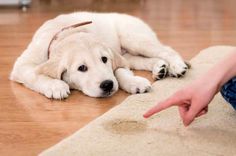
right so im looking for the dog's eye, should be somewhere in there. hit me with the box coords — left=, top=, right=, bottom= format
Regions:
left=78, top=65, right=88, bottom=72
left=101, top=56, right=107, bottom=63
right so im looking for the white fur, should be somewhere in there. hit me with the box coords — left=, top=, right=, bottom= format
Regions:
left=10, top=12, right=188, bottom=99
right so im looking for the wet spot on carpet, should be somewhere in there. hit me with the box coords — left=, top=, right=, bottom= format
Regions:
left=103, top=118, right=147, bottom=135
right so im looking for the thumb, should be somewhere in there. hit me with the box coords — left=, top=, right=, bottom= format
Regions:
left=183, top=112, right=195, bottom=126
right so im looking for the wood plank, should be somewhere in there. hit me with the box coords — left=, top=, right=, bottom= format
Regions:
left=1, top=0, right=236, bottom=155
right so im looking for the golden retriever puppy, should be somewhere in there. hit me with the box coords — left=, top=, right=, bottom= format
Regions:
left=10, top=12, right=189, bottom=99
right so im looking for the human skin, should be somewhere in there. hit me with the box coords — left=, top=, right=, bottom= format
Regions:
left=143, top=51, right=236, bottom=126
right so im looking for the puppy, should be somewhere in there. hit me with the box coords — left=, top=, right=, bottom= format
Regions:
left=10, top=12, right=189, bottom=99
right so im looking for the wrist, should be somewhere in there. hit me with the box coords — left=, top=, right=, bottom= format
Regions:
left=199, top=69, right=222, bottom=93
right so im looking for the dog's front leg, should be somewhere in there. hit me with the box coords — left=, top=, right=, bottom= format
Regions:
left=31, top=75, right=70, bottom=99
left=11, top=64, right=70, bottom=100
left=115, top=68, right=151, bottom=94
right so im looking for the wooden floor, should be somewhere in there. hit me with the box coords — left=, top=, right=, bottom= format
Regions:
left=1, top=0, right=236, bottom=155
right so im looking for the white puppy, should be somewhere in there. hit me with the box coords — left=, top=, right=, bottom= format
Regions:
left=10, top=12, right=189, bottom=99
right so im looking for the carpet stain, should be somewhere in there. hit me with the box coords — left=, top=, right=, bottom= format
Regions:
left=103, top=119, right=147, bottom=135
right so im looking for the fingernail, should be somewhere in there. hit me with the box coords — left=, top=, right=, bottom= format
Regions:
left=143, top=114, right=149, bottom=118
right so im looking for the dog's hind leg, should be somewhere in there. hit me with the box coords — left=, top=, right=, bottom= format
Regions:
left=123, top=53, right=169, bottom=80
left=115, top=15, right=189, bottom=78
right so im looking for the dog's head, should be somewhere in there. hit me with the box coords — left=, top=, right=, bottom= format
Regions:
left=36, top=22, right=128, bottom=97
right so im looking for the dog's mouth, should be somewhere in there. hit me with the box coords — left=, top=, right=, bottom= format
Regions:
left=101, top=90, right=116, bottom=97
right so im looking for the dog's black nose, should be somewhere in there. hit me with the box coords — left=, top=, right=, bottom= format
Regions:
left=100, top=80, right=113, bottom=92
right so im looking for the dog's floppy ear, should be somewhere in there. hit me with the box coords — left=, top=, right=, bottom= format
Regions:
left=36, top=57, right=66, bottom=80
left=108, top=49, right=129, bottom=70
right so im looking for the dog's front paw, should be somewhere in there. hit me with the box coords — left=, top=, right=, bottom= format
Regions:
left=40, top=79, right=70, bottom=99
left=152, top=60, right=168, bottom=80
left=168, top=59, right=189, bottom=78
left=127, top=76, right=151, bottom=94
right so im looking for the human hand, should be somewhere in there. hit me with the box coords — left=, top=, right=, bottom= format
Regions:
left=143, top=77, right=219, bottom=126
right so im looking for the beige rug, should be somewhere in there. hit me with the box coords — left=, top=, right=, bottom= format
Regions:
left=40, top=46, right=236, bottom=156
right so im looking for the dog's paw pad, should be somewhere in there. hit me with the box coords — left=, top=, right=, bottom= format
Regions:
left=152, top=60, right=168, bottom=80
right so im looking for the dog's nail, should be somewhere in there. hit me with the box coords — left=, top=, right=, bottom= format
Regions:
left=170, top=74, right=175, bottom=77
left=161, top=64, right=166, bottom=68
left=159, top=68, right=165, bottom=74
left=177, top=74, right=182, bottom=78
left=181, top=71, right=186, bottom=75
left=158, top=73, right=165, bottom=79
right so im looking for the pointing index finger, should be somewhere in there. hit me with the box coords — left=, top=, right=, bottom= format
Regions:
left=143, top=94, right=185, bottom=118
